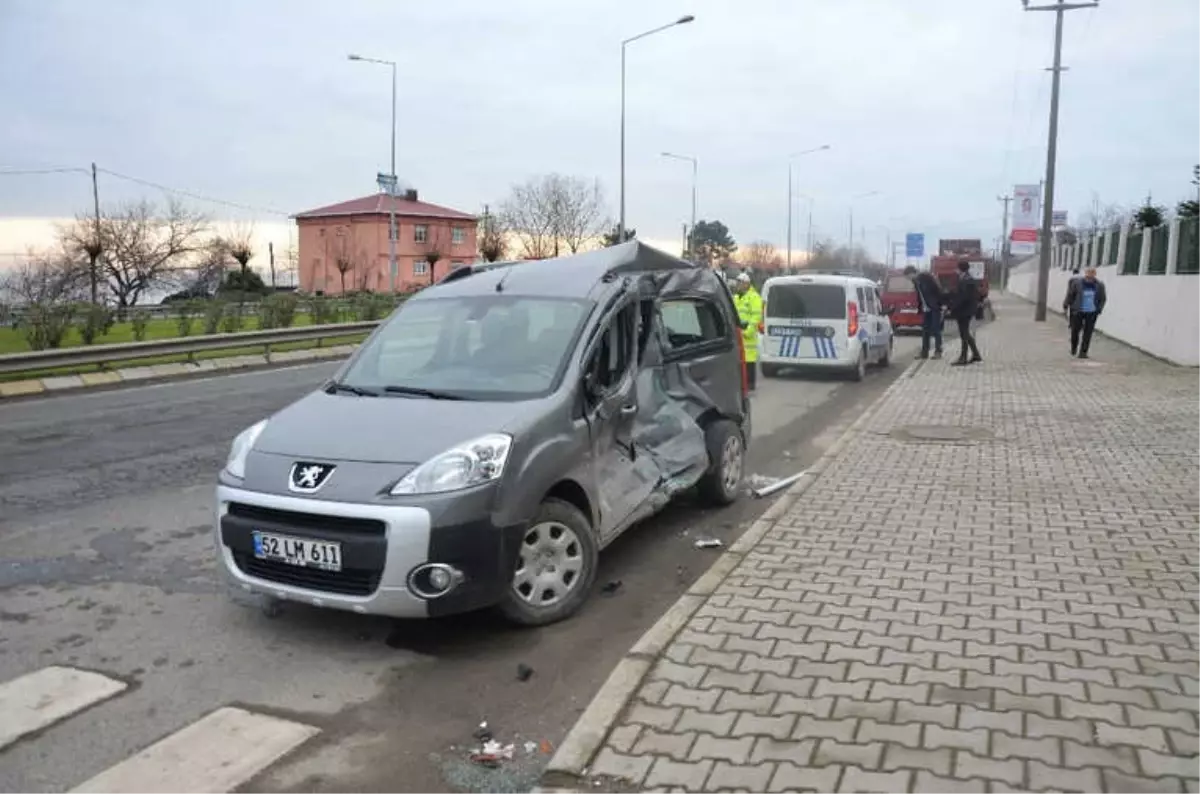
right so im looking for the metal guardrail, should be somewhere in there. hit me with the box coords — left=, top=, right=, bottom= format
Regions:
left=0, top=321, right=380, bottom=376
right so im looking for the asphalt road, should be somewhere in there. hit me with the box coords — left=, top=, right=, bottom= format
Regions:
left=0, top=337, right=919, bottom=793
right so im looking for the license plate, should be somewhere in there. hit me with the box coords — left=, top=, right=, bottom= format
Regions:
left=900, top=308, right=918, bottom=314
left=253, top=531, right=342, bottom=572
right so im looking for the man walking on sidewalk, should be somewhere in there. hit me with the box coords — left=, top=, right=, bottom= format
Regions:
left=1062, top=266, right=1081, bottom=335
left=1064, top=266, right=1107, bottom=358
left=948, top=260, right=982, bottom=366
left=905, top=265, right=944, bottom=359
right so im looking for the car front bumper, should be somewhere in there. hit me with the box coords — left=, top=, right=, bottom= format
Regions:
left=215, top=484, right=525, bottom=619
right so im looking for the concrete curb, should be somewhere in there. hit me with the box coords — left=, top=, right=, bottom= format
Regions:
left=0, top=344, right=358, bottom=401
left=539, top=356, right=926, bottom=790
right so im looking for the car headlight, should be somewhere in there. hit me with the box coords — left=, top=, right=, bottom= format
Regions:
left=224, top=420, right=267, bottom=479
left=391, top=433, right=512, bottom=495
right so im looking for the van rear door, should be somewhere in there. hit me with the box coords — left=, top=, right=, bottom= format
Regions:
left=762, top=281, right=848, bottom=362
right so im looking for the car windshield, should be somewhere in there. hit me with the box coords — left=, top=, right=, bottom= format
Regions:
left=338, top=295, right=591, bottom=400
left=766, top=284, right=847, bottom=320
left=885, top=276, right=915, bottom=293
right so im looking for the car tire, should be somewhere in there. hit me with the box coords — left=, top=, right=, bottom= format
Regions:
left=498, top=498, right=598, bottom=627
left=880, top=337, right=893, bottom=367
left=761, top=363, right=781, bottom=378
left=697, top=419, right=745, bottom=506
left=850, top=349, right=867, bottom=382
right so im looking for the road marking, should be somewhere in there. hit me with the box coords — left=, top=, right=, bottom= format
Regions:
left=0, top=666, right=128, bottom=751
left=72, top=706, right=319, bottom=793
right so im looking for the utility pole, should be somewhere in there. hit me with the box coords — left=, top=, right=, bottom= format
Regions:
left=998, top=194, right=1012, bottom=291
left=268, top=241, right=277, bottom=288
left=787, top=168, right=793, bottom=268
left=1024, top=0, right=1097, bottom=321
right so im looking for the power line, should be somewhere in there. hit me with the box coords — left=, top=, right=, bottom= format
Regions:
left=95, top=167, right=290, bottom=217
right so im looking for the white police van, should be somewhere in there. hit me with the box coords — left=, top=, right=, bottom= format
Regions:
left=757, top=273, right=894, bottom=381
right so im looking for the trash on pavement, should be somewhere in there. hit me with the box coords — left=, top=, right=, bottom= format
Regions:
left=540, top=739, right=554, bottom=754
left=600, top=580, right=622, bottom=595
left=751, top=469, right=809, bottom=498
left=694, top=538, right=723, bottom=549
left=516, top=663, right=534, bottom=681
left=745, top=473, right=780, bottom=492
left=523, top=741, right=538, bottom=755
left=472, top=721, right=492, bottom=742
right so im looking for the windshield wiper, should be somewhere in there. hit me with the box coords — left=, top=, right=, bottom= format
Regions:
left=382, top=385, right=467, bottom=400
left=324, top=381, right=380, bottom=397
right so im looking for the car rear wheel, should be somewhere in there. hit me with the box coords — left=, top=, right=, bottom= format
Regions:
left=697, top=419, right=745, bottom=506
left=880, top=337, right=893, bottom=367
left=850, top=349, right=867, bottom=382
left=761, top=363, right=781, bottom=378
left=498, top=498, right=597, bottom=626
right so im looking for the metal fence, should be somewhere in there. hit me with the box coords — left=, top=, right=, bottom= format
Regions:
left=0, top=322, right=379, bottom=377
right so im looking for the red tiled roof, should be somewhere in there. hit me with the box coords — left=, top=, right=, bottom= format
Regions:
left=293, top=193, right=476, bottom=221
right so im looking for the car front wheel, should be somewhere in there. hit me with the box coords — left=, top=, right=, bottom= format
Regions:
left=498, top=498, right=597, bottom=626
left=850, top=349, right=867, bottom=382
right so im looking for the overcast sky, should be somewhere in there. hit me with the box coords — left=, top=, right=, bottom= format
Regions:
left=1, top=0, right=1197, bottom=262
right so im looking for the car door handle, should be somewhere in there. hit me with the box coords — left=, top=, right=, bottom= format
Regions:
left=619, top=404, right=637, bottom=417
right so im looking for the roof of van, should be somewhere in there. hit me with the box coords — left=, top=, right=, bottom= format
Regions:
left=762, top=273, right=878, bottom=288
left=422, top=241, right=703, bottom=301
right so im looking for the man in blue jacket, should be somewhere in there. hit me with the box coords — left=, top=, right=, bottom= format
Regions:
left=904, top=265, right=945, bottom=360
left=1063, top=267, right=1107, bottom=358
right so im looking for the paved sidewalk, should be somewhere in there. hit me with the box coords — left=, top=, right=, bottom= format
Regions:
left=553, top=295, right=1199, bottom=793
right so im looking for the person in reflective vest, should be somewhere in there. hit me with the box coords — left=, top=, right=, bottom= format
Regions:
left=732, top=273, right=763, bottom=391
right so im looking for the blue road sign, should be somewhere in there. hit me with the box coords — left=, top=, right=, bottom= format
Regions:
left=905, top=233, right=925, bottom=258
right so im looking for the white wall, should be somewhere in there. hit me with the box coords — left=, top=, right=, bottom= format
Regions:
left=1007, top=231, right=1199, bottom=366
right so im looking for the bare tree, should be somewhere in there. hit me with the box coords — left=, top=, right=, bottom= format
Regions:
left=552, top=176, right=606, bottom=253
left=1, top=249, right=87, bottom=349
left=422, top=226, right=446, bottom=283
left=478, top=212, right=508, bottom=262
left=59, top=198, right=209, bottom=312
left=334, top=255, right=354, bottom=294
left=500, top=176, right=558, bottom=259
left=740, top=241, right=783, bottom=270
left=499, top=174, right=609, bottom=259
left=185, top=237, right=231, bottom=296
left=1076, top=202, right=1125, bottom=235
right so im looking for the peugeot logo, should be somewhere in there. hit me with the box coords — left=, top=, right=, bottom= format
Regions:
left=289, top=462, right=335, bottom=493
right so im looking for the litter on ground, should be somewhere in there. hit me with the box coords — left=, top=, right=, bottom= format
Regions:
left=694, top=538, right=723, bottom=549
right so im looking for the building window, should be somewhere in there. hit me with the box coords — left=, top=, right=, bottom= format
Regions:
left=452, top=227, right=465, bottom=245
left=413, top=260, right=429, bottom=276
left=414, top=224, right=428, bottom=243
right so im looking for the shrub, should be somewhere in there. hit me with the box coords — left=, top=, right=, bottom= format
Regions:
left=22, top=303, right=75, bottom=350
left=221, top=303, right=243, bottom=334
left=203, top=300, right=225, bottom=335
left=78, top=303, right=113, bottom=345
left=307, top=296, right=334, bottom=325
left=265, top=293, right=299, bottom=328
left=175, top=300, right=195, bottom=337
left=131, top=310, right=151, bottom=342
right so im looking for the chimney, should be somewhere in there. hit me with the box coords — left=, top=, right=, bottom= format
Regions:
left=404, top=188, right=418, bottom=201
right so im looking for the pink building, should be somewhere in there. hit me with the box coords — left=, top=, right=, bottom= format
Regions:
left=294, top=190, right=477, bottom=294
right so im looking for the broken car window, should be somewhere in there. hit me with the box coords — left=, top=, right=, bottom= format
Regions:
left=660, top=299, right=726, bottom=349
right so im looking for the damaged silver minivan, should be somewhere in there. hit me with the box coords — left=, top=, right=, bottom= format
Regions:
left=215, top=241, right=751, bottom=625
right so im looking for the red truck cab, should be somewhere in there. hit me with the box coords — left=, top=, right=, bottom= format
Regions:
left=930, top=255, right=990, bottom=302
left=880, top=270, right=923, bottom=333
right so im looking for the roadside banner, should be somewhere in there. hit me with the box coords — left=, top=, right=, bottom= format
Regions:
left=1052, top=210, right=1068, bottom=227
left=1011, top=183, right=1041, bottom=254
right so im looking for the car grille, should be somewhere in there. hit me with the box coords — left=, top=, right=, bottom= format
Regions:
left=227, top=502, right=386, bottom=537
left=232, top=552, right=382, bottom=597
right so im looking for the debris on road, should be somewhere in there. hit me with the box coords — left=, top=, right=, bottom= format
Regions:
left=600, top=580, right=622, bottom=595
left=472, top=721, right=492, bottom=742
left=540, top=739, right=554, bottom=754
left=516, top=663, right=534, bottom=682
left=523, top=741, right=538, bottom=755
left=693, top=538, right=723, bottom=549
left=745, top=473, right=780, bottom=493
left=751, top=469, right=809, bottom=498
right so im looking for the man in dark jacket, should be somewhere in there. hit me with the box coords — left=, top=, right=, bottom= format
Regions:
left=1062, top=266, right=1082, bottom=328
left=904, top=265, right=945, bottom=360
left=948, top=260, right=982, bottom=366
left=1063, top=267, right=1107, bottom=358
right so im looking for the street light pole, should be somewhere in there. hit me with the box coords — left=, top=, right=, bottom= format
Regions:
left=847, top=191, right=881, bottom=267
left=998, top=194, right=1013, bottom=291
left=349, top=53, right=399, bottom=292
left=619, top=15, right=694, bottom=242
left=661, top=151, right=698, bottom=257
left=1023, top=0, right=1097, bottom=321
left=786, top=145, right=830, bottom=268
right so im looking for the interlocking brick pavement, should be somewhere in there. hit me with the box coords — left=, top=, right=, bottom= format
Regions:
left=582, top=296, right=1200, bottom=793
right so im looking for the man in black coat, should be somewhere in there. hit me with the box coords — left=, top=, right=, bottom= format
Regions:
left=904, top=265, right=945, bottom=360
left=948, top=260, right=982, bottom=366
left=1063, top=267, right=1107, bottom=358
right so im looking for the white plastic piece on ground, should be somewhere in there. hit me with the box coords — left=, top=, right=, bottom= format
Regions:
left=72, top=706, right=319, bottom=793
left=745, top=473, right=780, bottom=491
left=0, top=666, right=128, bottom=751
left=751, top=470, right=809, bottom=498
left=693, top=538, right=723, bottom=549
